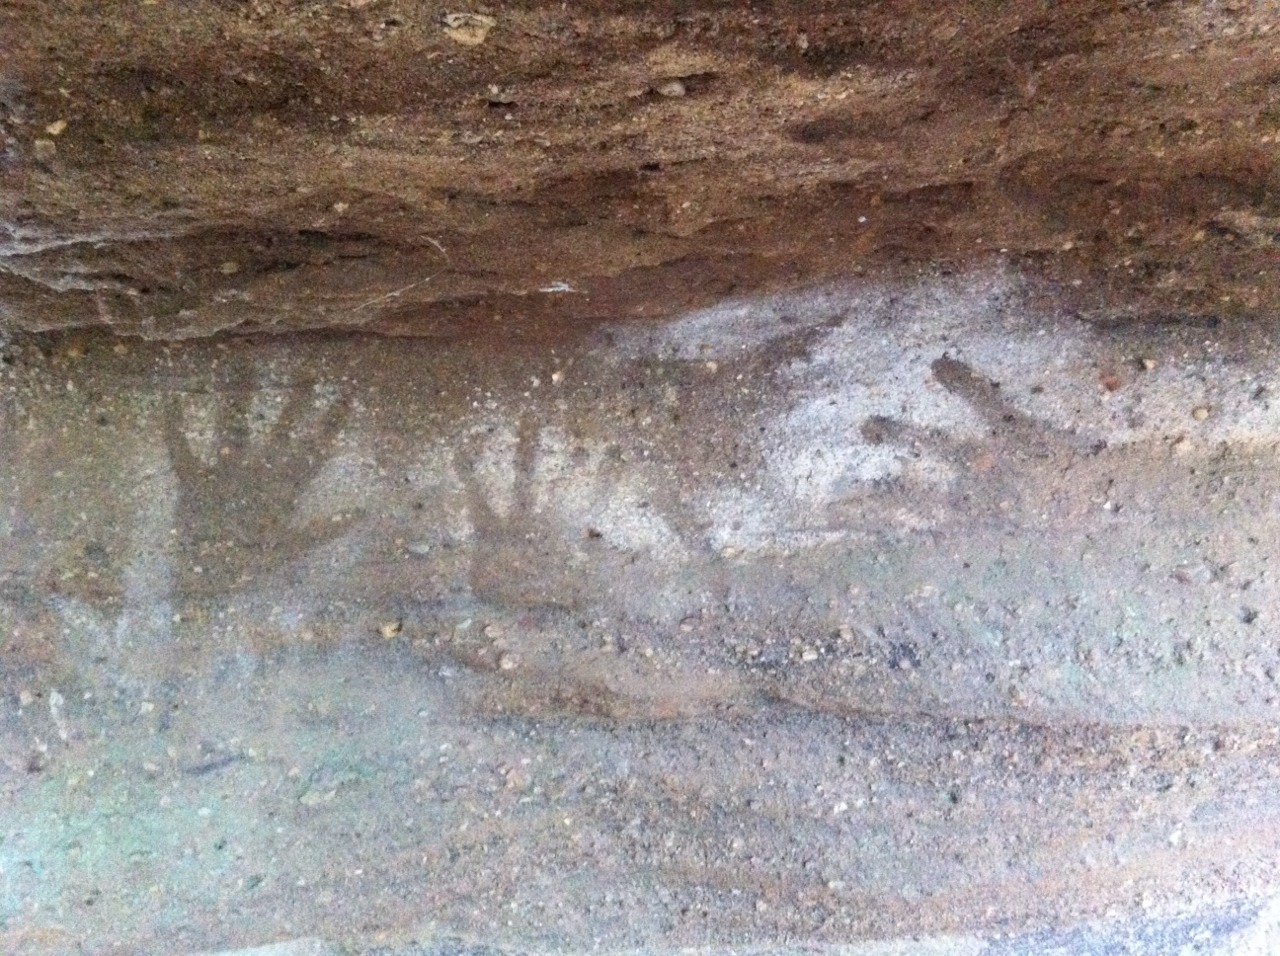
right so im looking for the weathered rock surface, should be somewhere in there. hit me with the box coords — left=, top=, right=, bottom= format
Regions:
left=2, top=0, right=1279, bottom=339
left=2, top=2, right=1280, bottom=954
left=5, top=275, right=1280, bottom=953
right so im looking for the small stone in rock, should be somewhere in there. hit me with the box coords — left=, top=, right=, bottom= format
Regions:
left=380, top=619, right=403, bottom=639
left=486, top=85, right=516, bottom=106
left=443, top=12, right=496, bottom=46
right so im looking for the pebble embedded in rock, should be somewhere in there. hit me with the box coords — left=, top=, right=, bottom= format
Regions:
left=486, top=85, right=516, bottom=106
left=443, top=12, right=496, bottom=46
left=656, top=79, right=687, bottom=98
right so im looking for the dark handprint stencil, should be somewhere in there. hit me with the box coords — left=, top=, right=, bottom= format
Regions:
left=856, top=354, right=1096, bottom=509
left=162, top=360, right=353, bottom=598
left=448, top=403, right=700, bottom=620
left=455, top=413, right=589, bottom=612
left=926, top=355, right=1092, bottom=458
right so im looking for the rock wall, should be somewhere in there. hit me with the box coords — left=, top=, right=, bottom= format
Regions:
left=3, top=271, right=1280, bottom=953
left=4, top=0, right=1280, bottom=951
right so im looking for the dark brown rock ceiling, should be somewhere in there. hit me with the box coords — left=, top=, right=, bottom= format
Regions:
left=1, top=0, right=1277, bottom=340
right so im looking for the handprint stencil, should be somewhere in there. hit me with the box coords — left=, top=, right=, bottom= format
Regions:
left=162, top=359, right=353, bottom=598
left=850, top=354, right=1095, bottom=502
left=455, top=413, right=590, bottom=611
left=450, top=409, right=697, bottom=619
left=30, top=354, right=357, bottom=696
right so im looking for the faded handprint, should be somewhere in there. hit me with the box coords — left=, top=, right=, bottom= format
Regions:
left=858, top=354, right=1094, bottom=497
left=36, top=357, right=354, bottom=697
left=455, top=413, right=588, bottom=612
left=925, top=355, right=1089, bottom=455
left=451, top=405, right=698, bottom=618
left=162, top=360, right=353, bottom=597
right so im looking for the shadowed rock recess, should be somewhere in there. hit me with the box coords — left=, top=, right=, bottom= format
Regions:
left=2, top=2, right=1280, bottom=954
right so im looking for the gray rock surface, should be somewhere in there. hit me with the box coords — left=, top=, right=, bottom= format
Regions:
left=3, top=272, right=1280, bottom=954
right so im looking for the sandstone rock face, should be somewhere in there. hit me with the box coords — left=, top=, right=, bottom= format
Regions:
left=2, top=0, right=1279, bottom=339
left=2, top=2, right=1280, bottom=954
left=6, top=274, right=1280, bottom=955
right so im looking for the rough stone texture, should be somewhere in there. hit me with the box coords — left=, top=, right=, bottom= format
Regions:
left=193, top=898, right=1280, bottom=956
left=2, top=2, right=1280, bottom=955
left=1, top=0, right=1279, bottom=339
left=5, top=276, right=1280, bottom=953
